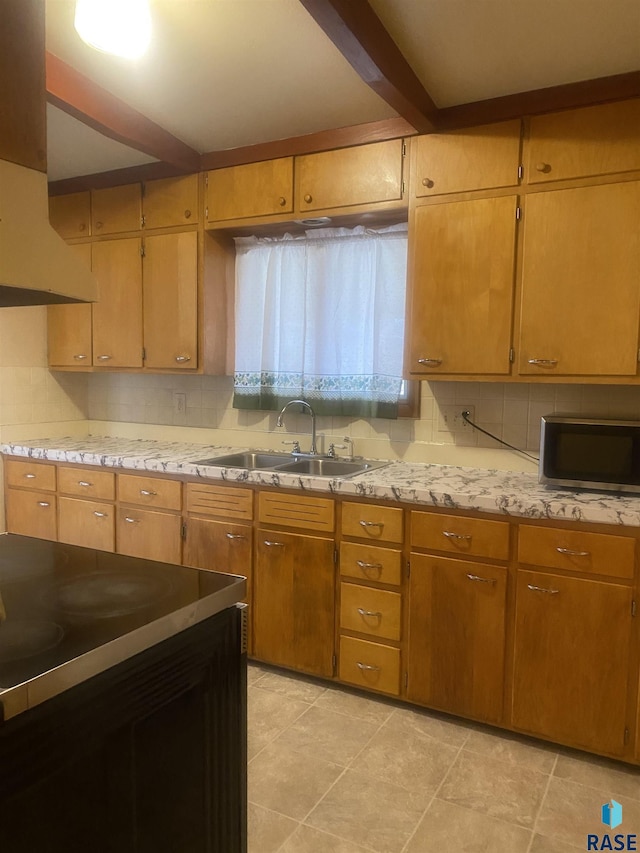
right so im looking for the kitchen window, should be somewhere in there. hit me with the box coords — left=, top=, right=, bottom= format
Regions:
left=233, top=223, right=408, bottom=419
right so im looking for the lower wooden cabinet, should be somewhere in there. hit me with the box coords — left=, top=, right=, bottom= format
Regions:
left=5, top=488, right=57, bottom=540
left=407, top=554, right=507, bottom=724
left=253, top=528, right=335, bottom=677
left=58, top=496, right=115, bottom=552
left=183, top=516, right=252, bottom=584
left=512, top=570, right=634, bottom=757
left=339, top=636, right=400, bottom=696
left=116, top=506, right=181, bottom=563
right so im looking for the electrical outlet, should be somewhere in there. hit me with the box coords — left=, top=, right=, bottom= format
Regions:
left=173, top=392, right=186, bottom=416
left=437, top=405, right=475, bottom=433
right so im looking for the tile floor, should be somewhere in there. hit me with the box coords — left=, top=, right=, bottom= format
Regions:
left=247, top=663, right=640, bottom=853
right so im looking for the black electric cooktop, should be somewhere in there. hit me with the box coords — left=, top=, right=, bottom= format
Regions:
left=0, top=534, right=246, bottom=719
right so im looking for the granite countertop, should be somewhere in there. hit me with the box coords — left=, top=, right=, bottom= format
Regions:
left=4, top=436, right=640, bottom=527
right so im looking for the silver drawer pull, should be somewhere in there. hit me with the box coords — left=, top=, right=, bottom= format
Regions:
left=24, top=473, right=36, bottom=479
left=124, top=516, right=139, bottom=524
left=37, top=501, right=50, bottom=507
left=96, top=354, right=112, bottom=361
left=139, top=489, right=157, bottom=496
left=93, top=511, right=108, bottom=518
left=359, top=520, right=383, bottom=529
left=466, top=573, right=497, bottom=585
left=73, top=354, right=88, bottom=360
left=175, top=355, right=191, bottom=363
left=556, top=547, right=590, bottom=557
left=527, top=583, right=560, bottom=595
left=264, top=540, right=285, bottom=547
left=226, top=533, right=246, bottom=540
left=443, top=530, right=472, bottom=541
left=78, top=481, right=93, bottom=488
left=356, top=661, right=381, bottom=672
left=357, top=607, right=383, bottom=618
left=527, top=358, right=558, bottom=366
left=356, top=560, right=383, bottom=571
left=417, top=357, right=442, bottom=366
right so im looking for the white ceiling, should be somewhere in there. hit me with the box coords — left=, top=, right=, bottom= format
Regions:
left=44, top=0, right=640, bottom=182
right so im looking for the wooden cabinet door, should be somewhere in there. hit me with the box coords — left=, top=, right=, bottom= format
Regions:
left=296, top=139, right=403, bottom=212
left=254, top=529, right=334, bottom=676
left=49, top=192, right=91, bottom=238
left=116, top=507, right=181, bottom=563
left=414, top=120, right=521, bottom=196
left=47, top=243, right=93, bottom=367
left=518, top=181, right=640, bottom=376
left=408, top=195, right=517, bottom=375
left=183, top=516, right=251, bottom=587
left=142, top=232, right=198, bottom=369
left=5, top=489, right=57, bottom=540
left=91, top=184, right=141, bottom=235
left=206, top=158, right=294, bottom=222
left=143, top=174, right=199, bottom=229
left=527, top=99, right=640, bottom=184
left=58, top=496, right=114, bottom=551
left=92, top=238, right=143, bottom=367
left=407, top=554, right=507, bottom=724
left=512, top=571, right=633, bottom=757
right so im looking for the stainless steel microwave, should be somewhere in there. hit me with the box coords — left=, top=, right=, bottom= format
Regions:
left=539, top=415, right=640, bottom=494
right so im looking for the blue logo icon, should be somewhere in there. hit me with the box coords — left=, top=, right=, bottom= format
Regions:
left=602, top=800, right=623, bottom=830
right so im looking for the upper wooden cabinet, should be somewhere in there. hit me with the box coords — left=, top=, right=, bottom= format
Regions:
left=413, top=120, right=522, bottom=197
left=295, top=139, right=404, bottom=212
left=49, top=192, right=92, bottom=239
left=526, top=99, right=640, bottom=184
left=91, top=184, right=142, bottom=235
left=47, top=243, right=93, bottom=368
left=206, top=157, right=294, bottom=223
left=143, top=174, right=199, bottom=229
left=517, top=181, right=640, bottom=377
left=407, top=194, right=518, bottom=376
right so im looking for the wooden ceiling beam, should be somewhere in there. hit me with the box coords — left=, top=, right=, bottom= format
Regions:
left=45, top=52, right=201, bottom=173
left=298, top=0, right=438, bottom=134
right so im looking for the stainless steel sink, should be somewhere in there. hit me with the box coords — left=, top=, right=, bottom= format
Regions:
left=192, top=451, right=295, bottom=469
left=276, top=458, right=389, bottom=478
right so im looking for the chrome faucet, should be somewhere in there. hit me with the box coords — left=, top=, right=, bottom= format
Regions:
left=276, top=399, right=318, bottom=455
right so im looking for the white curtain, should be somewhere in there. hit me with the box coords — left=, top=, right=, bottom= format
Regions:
left=233, top=223, right=407, bottom=418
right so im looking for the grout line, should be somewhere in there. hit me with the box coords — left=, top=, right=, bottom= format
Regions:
left=526, top=752, right=559, bottom=853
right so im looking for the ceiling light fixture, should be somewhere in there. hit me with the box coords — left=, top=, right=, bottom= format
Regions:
left=74, top=0, right=152, bottom=60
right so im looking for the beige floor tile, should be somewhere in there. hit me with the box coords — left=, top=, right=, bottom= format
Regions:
left=464, top=728, right=558, bottom=774
left=253, top=667, right=329, bottom=704
left=248, top=741, right=343, bottom=821
left=536, top=777, right=640, bottom=849
left=247, top=802, right=298, bottom=853
left=439, top=749, right=549, bottom=828
left=275, top=705, right=380, bottom=767
left=529, top=834, right=583, bottom=853
left=405, top=798, right=532, bottom=853
left=313, top=684, right=396, bottom=724
left=247, top=663, right=267, bottom=685
left=350, top=712, right=459, bottom=793
left=247, top=685, right=311, bottom=759
left=280, top=824, right=376, bottom=853
left=306, top=768, right=430, bottom=853
left=389, top=704, right=472, bottom=749
left=554, top=751, right=640, bottom=801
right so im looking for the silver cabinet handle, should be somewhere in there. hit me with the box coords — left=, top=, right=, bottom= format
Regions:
left=264, top=540, right=285, bottom=547
left=124, top=516, right=139, bottom=523
left=37, top=501, right=50, bottom=507
left=443, top=530, right=472, bottom=541
left=93, top=511, right=108, bottom=518
left=78, top=481, right=93, bottom=488
left=417, top=357, right=442, bottom=366
left=467, top=573, right=497, bottom=584
left=175, top=355, right=191, bottom=363
left=226, top=533, right=246, bottom=540
left=527, top=583, right=559, bottom=595
left=556, top=547, right=590, bottom=557
left=359, top=520, right=383, bottom=529
left=356, top=661, right=381, bottom=672
left=73, top=354, right=88, bottom=360
left=24, top=473, right=36, bottom=479
left=139, top=489, right=157, bottom=496
left=527, top=358, right=558, bottom=366
left=357, top=607, right=383, bottom=618
left=96, top=354, right=112, bottom=361
left=356, top=560, right=383, bottom=570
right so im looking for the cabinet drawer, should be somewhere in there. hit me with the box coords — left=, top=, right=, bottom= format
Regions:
left=340, top=583, right=401, bottom=641
left=58, top=496, right=114, bottom=552
left=186, top=483, right=253, bottom=521
left=339, top=636, right=400, bottom=696
left=342, top=502, right=403, bottom=543
left=259, top=492, right=334, bottom=533
left=5, top=459, right=56, bottom=492
left=58, top=466, right=115, bottom=500
left=6, top=489, right=57, bottom=540
left=518, top=524, right=635, bottom=580
left=118, top=474, right=181, bottom=510
left=411, top=512, right=510, bottom=561
left=117, top=507, right=182, bottom=564
left=340, top=542, right=402, bottom=586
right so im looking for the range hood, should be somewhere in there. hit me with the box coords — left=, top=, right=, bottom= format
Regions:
left=0, top=0, right=98, bottom=308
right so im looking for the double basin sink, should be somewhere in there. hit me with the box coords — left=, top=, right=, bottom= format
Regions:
left=192, top=450, right=389, bottom=479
